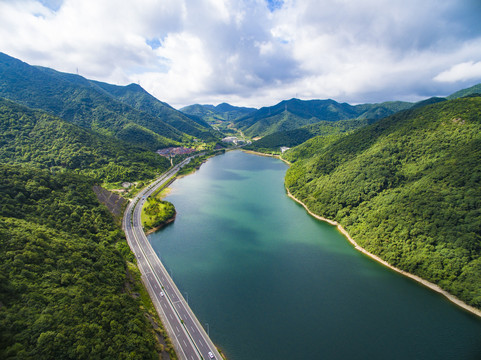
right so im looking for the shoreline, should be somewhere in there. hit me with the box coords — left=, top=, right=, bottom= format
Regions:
left=144, top=215, right=176, bottom=235
left=241, top=149, right=291, bottom=165
left=285, top=187, right=481, bottom=319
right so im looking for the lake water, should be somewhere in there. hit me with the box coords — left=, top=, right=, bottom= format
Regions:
left=149, top=150, right=481, bottom=360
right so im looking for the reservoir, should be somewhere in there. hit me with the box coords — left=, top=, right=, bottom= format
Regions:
left=149, top=150, right=481, bottom=360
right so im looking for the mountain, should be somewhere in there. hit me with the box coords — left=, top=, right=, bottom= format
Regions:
left=447, top=82, right=481, bottom=100
left=0, top=98, right=171, bottom=182
left=409, top=96, right=447, bottom=109
left=0, top=52, right=216, bottom=149
left=284, top=96, right=481, bottom=309
left=245, top=118, right=376, bottom=153
left=90, top=81, right=218, bottom=141
left=0, top=165, right=162, bottom=359
left=233, top=98, right=412, bottom=138
left=180, top=102, right=256, bottom=122
left=0, top=73, right=176, bottom=358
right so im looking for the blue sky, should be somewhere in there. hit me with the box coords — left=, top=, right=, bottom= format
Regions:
left=1, top=0, right=480, bottom=108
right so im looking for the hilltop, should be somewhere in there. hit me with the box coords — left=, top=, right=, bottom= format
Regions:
left=0, top=52, right=219, bottom=149
left=233, top=98, right=412, bottom=138
left=180, top=102, right=256, bottom=123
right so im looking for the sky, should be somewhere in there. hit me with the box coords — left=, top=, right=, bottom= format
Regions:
left=1, top=0, right=481, bottom=109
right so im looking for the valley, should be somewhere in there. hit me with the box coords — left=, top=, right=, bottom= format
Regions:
left=1, top=51, right=481, bottom=359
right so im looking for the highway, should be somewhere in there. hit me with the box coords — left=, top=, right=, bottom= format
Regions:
left=122, top=157, right=221, bottom=360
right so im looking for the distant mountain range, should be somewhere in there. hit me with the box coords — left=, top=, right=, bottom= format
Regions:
left=182, top=83, right=481, bottom=140
left=180, top=103, right=256, bottom=123
left=0, top=52, right=219, bottom=150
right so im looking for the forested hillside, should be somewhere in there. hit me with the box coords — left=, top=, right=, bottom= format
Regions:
left=0, top=166, right=159, bottom=359
left=0, top=97, right=175, bottom=357
left=234, top=98, right=412, bottom=138
left=180, top=102, right=256, bottom=123
left=91, top=81, right=219, bottom=141
left=245, top=118, right=375, bottom=153
left=284, top=96, right=481, bottom=308
left=447, top=83, right=481, bottom=100
left=0, top=52, right=208, bottom=149
left=0, top=98, right=171, bottom=182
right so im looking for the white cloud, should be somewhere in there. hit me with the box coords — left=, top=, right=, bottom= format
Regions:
left=434, top=61, right=481, bottom=83
left=0, top=0, right=480, bottom=108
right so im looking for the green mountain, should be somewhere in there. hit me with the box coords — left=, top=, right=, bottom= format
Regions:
left=245, top=118, right=376, bottom=153
left=0, top=98, right=170, bottom=182
left=284, top=96, right=481, bottom=308
left=0, top=165, right=161, bottom=359
left=180, top=102, right=256, bottom=123
left=409, top=96, right=447, bottom=109
left=234, top=98, right=412, bottom=138
left=447, top=82, right=481, bottom=100
left=0, top=52, right=212, bottom=149
left=91, top=81, right=218, bottom=141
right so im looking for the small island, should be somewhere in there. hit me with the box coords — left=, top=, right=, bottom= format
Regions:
left=141, top=194, right=176, bottom=234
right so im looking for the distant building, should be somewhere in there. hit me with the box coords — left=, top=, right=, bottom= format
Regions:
left=280, top=147, right=290, bottom=153
left=156, top=147, right=196, bottom=157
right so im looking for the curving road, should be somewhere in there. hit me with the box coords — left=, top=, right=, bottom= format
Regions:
left=123, top=157, right=221, bottom=360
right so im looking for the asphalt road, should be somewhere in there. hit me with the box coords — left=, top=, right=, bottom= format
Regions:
left=122, top=157, right=221, bottom=360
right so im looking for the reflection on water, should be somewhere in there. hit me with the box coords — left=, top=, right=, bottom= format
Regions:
left=150, top=151, right=481, bottom=360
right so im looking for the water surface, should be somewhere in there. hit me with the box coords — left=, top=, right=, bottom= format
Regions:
left=149, top=150, right=481, bottom=360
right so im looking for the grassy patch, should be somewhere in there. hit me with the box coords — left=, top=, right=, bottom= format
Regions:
left=141, top=196, right=176, bottom=231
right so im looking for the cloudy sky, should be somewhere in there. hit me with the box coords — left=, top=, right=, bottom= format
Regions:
left=1, top=0, right=481, bottom=108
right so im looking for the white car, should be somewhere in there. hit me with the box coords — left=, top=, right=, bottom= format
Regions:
left=160, top=291, right=164, bottom=297
left=208, top=351, right=215, bottom=359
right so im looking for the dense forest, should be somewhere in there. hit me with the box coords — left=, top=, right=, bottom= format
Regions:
left=245, top=118, right=376, bottom=153
left=0, top=94, right=177, bottom=357
left=0, top=98, right=171, bottom=183
left=90, top=81, right=219, bottom=142
left=0, top=166, right=160, bottom=359
left=284, top=96, right=481, bottom=308
left=180, top=103, right=257, bottom=123
left=0, top=52, right=220, bottom=149
left=234, top=98, right=413, bottom=138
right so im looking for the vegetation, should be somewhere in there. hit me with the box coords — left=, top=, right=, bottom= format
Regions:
left=91, top=81, right=219, bottom=142
left=234, top=98, right=413, bottom=138
left=176, top=151, right=223, bottom=176
left=0, top=165, right=160, bottom=359
left=0, top=98, right=171, bottom=183
left=0, top=52, right=218, bottom=149
left=284, top=96, right=481, bottom=308
left=125, top=262, right=177, bottom=359
left=180, top=103, right=256, bottom=123
left=0, top=90, right=177, bottom=357
left=245, top=118, right=375, bottom=153
left=142, top=197, right=176, bottom=231
left=447, top=82, right=481, bottom=100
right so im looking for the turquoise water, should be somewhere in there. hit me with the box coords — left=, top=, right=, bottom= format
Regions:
left=149, top=150, right=481, bottom=360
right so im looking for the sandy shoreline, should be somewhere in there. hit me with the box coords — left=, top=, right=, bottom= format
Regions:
left=285, top=187, right=481, bottom=319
